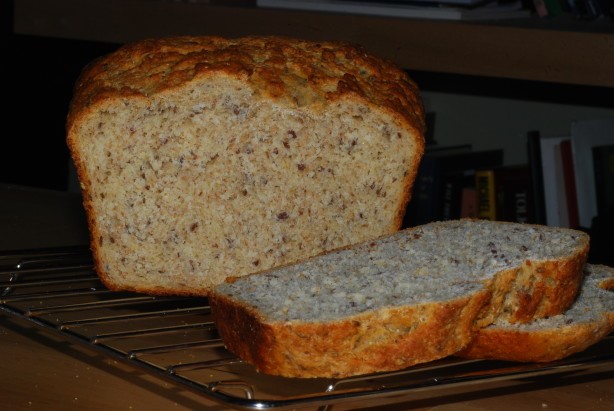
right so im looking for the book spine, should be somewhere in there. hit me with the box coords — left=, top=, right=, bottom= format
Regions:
left=527, top=130, right=547, bottom=224
left=553, top=142, right=571, bottom=227
left=440, top=171, right=465, bottom=221
left=494, top=165, right=534, bottom=224
left=560, top=139, right=580, bottom=228
left=592, top=144, right=614, bottom=218
left=441, top=177, right=455, bottom=221
left=539, top=135, right=569, bottom=227
left=403, top=156, right=439, bottom=227
left=570, top=118, right=614, bottom=228
left=404, top=147, right=503, bottom=226
left=509, top=186, right=531, bottom=223
left=476, top=169, right=497, bottom=221
left=460, top=186, right=478, bottom=218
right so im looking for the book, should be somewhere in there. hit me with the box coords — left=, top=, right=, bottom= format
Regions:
left=440, top=172, right=459, bottom=220
left=552, top=141, right=570, bottom=227
left=526, top=130, right=547, bottom=225
left=403, top=144, right=471, bottom=227
left=443, top=149, right=505, bottom=221
left=592, top=144, right=614, bottom=219
left=588, top=144, right=614, bottom=266
left=476, top=169, right=497, bottom=220
left=538, top=135, right=569, bottom=227
left=424, top=111, right=437, bottom=147
left=570, top=118, right=614, bottom=229
left=403, top=146, right=504, bottom=227
left=493, top=164, right=534, bottom=223
left=439, top=166, right=486, bottom=220
left=475, top=165, right=533, bottom=223
left=257, top=0, right=532, bottom=21
left=560, top=139, right=580, bottom=228
left=460, top=186, right=478, bottom=218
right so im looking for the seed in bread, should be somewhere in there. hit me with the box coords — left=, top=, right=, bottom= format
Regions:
left=458, top=263, right=613, bottom=362
left=209, top=219, right=589, bottom=378
left=66, top=35, right=426, bottom=296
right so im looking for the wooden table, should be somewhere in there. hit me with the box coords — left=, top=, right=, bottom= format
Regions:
left=1, top=184, right=612, bottom=410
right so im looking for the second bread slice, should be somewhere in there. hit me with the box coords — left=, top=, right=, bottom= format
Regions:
left=458, top=263, right=613, bottom=363
left=209, top=219, right=589, bottom=378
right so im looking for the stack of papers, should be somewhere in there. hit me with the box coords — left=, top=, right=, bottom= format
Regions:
left=257, top=0, right=532, bottom=21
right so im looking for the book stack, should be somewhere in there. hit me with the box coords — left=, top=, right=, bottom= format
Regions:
left=475, top=164, right=534, bottom=224
left=403, top=143, right=541, bottom=228
left=403, top=118, right=614, bottom=233
left=402, top=145, right=505, bottom=227
left=526, top=118, right=614, bottom=230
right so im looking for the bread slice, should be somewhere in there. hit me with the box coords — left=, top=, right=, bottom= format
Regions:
left=458, top=264, right=613, bottom=362
left=208, top=219, right=589, bottom=378
left=66, top=35, right=425, bottom=296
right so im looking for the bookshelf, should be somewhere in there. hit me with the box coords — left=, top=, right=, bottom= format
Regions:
left=12, top=0, right=614, bottom=88
left=9, top=0, right=614, bottom=264
left=9, top=1, right=614, bottom=177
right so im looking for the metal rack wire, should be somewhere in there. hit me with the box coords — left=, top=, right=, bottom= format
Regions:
left=1, top=247, right=612, bottom=410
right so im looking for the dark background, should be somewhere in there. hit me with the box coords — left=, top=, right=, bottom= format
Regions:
left=2, top=0, right=119, bottom=191
left=2, top=1, right=612, bottom=192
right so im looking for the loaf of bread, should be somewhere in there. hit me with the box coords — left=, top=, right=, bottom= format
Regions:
left=208, top=219, right=589, bottom=378
left=66, top=35, right=426, bottom=295
left=458, top=263, right=613, bottom=362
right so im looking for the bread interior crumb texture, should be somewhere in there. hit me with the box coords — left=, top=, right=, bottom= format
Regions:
left=215, top=220, right=588, bottom=322
left=74, top=75, right=418, bottom=292
left=491, top=264, right=614, bottom=330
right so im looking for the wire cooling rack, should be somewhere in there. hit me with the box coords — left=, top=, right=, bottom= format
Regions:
left=1, top=246, right=612, bottom=410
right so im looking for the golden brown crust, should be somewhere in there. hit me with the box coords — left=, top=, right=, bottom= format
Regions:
left=457, top=322, right=612, bottom=363
left=210, top=249, right=589, bottom=378
left=67, top=35, right=425, bottom=141
left=66, top=35, right=426, bottom=296
left=211, top=289, right=491, bottom=378
left=209, top=221, right=590, bottom=378
left=478, top=246, right=589, bottom=326
left=459, top=264, right=614, bottom=362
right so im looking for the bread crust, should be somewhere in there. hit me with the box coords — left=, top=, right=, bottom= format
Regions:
left=211, top=289, right=491, bottom=378
left=66, top=36, right=425, bottom=138
left=209, top=220, right=591, bottom=378
left=458, top=322, right=612, bottom=363
left=459, top=264, right=614, bottom=362
left=66, top=35, right=426, bottom=295
left=479, top=251, right=588, bottom=326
